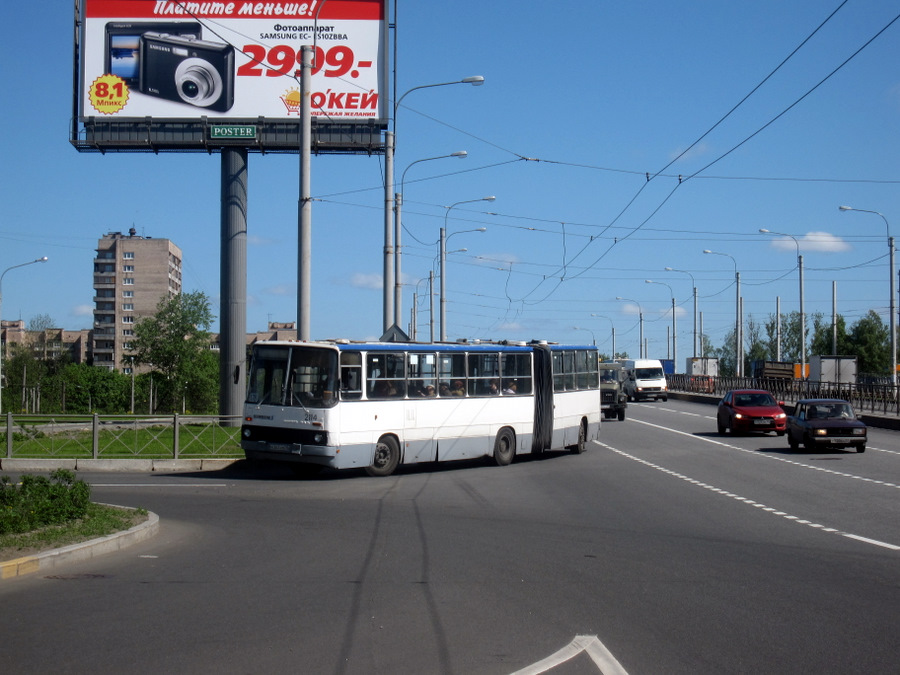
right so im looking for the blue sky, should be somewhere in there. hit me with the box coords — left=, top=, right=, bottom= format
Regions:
left=2, top=1, right=899, bottom=363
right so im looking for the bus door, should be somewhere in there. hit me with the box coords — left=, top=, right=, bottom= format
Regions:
left=404, top=352, right=437, bottom=463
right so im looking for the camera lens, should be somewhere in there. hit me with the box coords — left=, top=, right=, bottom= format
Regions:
left=181, top=80, right=200, bottom=98
left=174, top=57, right=223, bottom=107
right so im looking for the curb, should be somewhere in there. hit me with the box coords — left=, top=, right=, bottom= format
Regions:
left=0, top=458, right=241, bottom=472
left=0, top=507, right=159, bottom=582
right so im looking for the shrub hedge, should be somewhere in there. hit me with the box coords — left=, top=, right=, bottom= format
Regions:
left=0, top=469, right=91, bottom=535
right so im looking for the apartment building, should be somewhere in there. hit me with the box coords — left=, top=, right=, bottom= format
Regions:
left=93, top=229, right=182, bottom=372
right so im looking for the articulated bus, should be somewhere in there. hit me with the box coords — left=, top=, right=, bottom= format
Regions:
left=241, top=340, right=601, bottom=477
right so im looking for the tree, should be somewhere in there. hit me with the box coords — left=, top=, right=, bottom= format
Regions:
left=744, top=315, right=769, bottom=373
left=129, top=291, right=217, bottom=413
left=809, top=313, right=851, bottom=357
left=60, top=363, right=128, bottom=414
left=764, top=310, right=808, bottom=364
left=28, top=314, right=55, bottom=331
left=848, top=310, right=890, bottom=375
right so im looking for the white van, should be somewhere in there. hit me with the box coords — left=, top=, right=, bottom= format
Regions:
left=622, top=359, right=668, bottom=401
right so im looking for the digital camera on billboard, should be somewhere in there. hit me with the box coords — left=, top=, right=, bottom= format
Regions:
left=139, top=33, right=235, bottom=113
left=104, top=22, right=202, bottom=86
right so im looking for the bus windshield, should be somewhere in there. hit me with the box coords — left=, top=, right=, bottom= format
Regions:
left=246, top=345, right=338, bottom=408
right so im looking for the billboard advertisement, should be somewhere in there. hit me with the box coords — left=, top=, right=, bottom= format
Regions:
left=77, top=0, right=387, bottom=123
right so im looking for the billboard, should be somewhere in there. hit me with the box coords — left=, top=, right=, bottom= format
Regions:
left=73, top=0, right=388, bottom=152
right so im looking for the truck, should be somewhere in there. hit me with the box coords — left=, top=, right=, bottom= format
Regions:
left=751, top=360, right=794, bottom=380
left=598, top=361, right=627, bottom=421
left=809, top=355, right=858, bottom=384
left=660, top=359, right=675, bottom=375
left=685, top=357, right=718, bottom=377
left=622, top=359, right=668, bottom=402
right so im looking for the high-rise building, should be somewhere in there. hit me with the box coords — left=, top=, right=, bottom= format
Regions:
left=92, top=229, right=182, bottom=372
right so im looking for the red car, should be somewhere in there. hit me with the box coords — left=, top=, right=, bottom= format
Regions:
left=716, top=389, right=787, bottom=435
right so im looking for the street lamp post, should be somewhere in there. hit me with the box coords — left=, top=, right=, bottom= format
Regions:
left=704, top=249, right=742, bottom=376
left=440, top=198, right=493, bottom=341
left=0, top=256, right=48, bottom=415
left=616, top=297, right=643, bottom=358
left=646, top=279, right=676, bottom=372
left=573, top=326, right=596, bottom=346
left=665, top=266, right=698, bottom=358
left=394, top=151, right=468, bottom=328
left=384, top=76, right=485, bottom=332
left=839, top=206, right=895, bottom=385
left=759, top=229, right=805, bottom=381
left=591, top=314, right=616, bottom=359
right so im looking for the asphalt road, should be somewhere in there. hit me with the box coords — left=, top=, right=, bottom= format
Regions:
left=1, top=399, right=898, bottom=674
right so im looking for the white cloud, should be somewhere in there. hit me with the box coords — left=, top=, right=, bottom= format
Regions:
left=765, top=232, right=850, bottom=253
left=349, top=273, right=383, bottom=290
left=72, top=304, right=93, bottom=317
left=261, top=284, right=294, bottom=296
left=669, top=141, right=712, bottom=163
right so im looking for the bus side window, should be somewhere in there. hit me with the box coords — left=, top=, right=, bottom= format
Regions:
left=501, top=352, right=531, bottom=395
left=439, top=352, right=467, bottom=397
left=340, top=351, right=362, bottom=400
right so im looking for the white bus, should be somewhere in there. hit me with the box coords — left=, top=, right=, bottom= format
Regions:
left=241, top=340, right=601, bottom=476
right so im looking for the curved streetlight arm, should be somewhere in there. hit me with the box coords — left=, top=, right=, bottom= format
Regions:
left=0, top=255, right=48, bottom=416
left=703, top=249, right=742, bottom=376
left=665, top=267, right=699, bottom=358
left=393, top=76, right=485, bottom=128
left=400, top=151, right=467, bottom=194
left=840, top=205, right=895, bottom=385
left=572, top=326, right=596, bottom=346
left=759, top=228, right=805, bottom=377
left=616, top=296, right=644, bottom=358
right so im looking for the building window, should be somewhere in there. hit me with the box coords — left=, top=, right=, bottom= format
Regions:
left=122, top=316, right=134, bottom=324
left=123, top=303, right=134, bottom=311
left=123, top=329, right=134, bottom=336
left=123, top=252, right=134, bottom=260
left=123, top=290, right=133, bottom=298
left=123, top=265, right=134, bottom=273
left=123, top=278, right=134, bottom=285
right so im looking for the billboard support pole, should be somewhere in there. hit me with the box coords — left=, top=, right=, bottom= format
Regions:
left=220, top=147, right=248, bottom=425
left=298, top=46, right=312, bottom=341
left=383, top=131, right=395, bottom=333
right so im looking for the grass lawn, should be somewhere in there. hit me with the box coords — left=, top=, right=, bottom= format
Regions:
left=0, top=502, right=148, bottom=561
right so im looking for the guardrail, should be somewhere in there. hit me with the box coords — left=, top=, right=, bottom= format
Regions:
left=3, top=413, right=244, bottom=460
left=668, top=374, right=900, bottom=416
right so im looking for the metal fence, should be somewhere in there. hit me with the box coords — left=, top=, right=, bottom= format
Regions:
left=668, top=374, right=900, bottom=416
left=3, top=413, right=244, bottom=459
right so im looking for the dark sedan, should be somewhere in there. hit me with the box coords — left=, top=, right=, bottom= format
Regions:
left=786, top=398, right=866, bottom=452
left=717, top=389, right=787, bottom=435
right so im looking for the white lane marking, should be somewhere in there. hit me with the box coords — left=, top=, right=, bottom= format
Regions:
left=597, top=439, right=900, bottom=552
left=632, top=418, right=900, bottom=490
left=510, top=634, right=628, bottom=675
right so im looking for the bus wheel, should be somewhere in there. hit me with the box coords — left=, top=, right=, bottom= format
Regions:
left=493, top=428, right=516, bottom=466
left=569, top=420, right=587, bottom=454
left=367, top=436, right=400, bottom=477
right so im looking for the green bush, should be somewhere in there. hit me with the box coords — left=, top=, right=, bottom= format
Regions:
left=0, top=469, right=91, bottom=535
